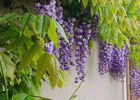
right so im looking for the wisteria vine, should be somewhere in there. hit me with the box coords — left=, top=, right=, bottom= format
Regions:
left=98, top=41, right=128, bottom=80
left=35, top=0, right=98, bottom=83
left=0, top=0, right=139, bottom=99
left=130, top=67, right=140, bottom=97
left=35, top=0, right=136, bottom=89
left=35, top=0, right=76, bottom=71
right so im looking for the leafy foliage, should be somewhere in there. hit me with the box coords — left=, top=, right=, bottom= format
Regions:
left=20, top=13, right=35, bottom=34
left=12, top=92, right=52, bottom=100
left=129, top=45, right=140, bottom=68
left=18, top=74, right=41, bottom=96
left=35, top=14, right=50, bottom=37
left=36, top=54, right=60, bottom=89
left=0, top=53, right=15, bottom=80
left=67, top=0, right=140, bottom=68
left=34, top=15, right=58, bottom=48
left=0, top=12, right=68, bottom=99
left=0, top=13, right=20, bottom=23
left=12, top=93, right=28, bottom=100
left=18, top=44, right=44, bottom=73
left=52, top=18, right=69, bottom=43
left=82, top=0, right=89, bottom=8
left=47, top=18, right=58, bottom=49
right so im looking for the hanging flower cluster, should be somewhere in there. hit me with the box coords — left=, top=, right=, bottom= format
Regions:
left=35, top=0, right=99, bottom=83
left=35, top=0, right=129, bottom=83
left=98, top=41, right=128, bottom=79
left=130, top=68, right=140, bottom=97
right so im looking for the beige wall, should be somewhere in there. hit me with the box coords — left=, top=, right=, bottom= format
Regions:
left=41, top=42, right=126, bottom=100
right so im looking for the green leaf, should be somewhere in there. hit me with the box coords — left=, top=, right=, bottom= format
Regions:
left=8, top=20, right=19, bottom=33
left=35, top=14, right=50, bottom=37
left=20, top=75, right=41, bottom=96
left=57, top=78, right=63, bottom=88
left=23, top=36, right=35, bottom=50
left=104, top=28, right=111, bottom=43
left=126, top=18, right=132, bottom=33
left=90, top=6, right=95, bottom=16
left=131, top=36, right=140, bottom=44
left=3, top=37, right=23, bottom=52
left=91, top=0, right=97, bottom=6
left=113, top=13, right=117, bottom=24
left=0, top=26, right=18, bottom=41
left=82, top=0, right=89, bottom=8
left=57, top=70, right=68, bottom=88
left=18, top=44, right=43, bottom=73
left=118, top=4, right=127, bottom=18
left=20, top=13, right=35, bottom=33
left=122, top=34, right=130, bottom=49
left=47, top=19, right=58, bottom=49
left=99, top=24, right=108, bottom=37
left=108, top=0, right=114, bottom=4
left=131, top=18, right=137, bottom=31
left=0, top=53, right=15, bottom=80
left=43, top=74, right=51, bottom=87
left=52, top=18, right=69, bottom=43
left=12, top=93, right=28, bottom=100
left=109, top=29, right=116, bottom=46
left=0, top=13, right=20, bottom=23
left=131, top=45, right=140, bottom=52
left=120, top=18, right=126, bottom=32
left=108, top=6, right=113, bottom=21
left=88, top=39, right=93, bottom=50
left=32, top=17, right=38, bottom=38
left=115, top=30, right=123, bottom=49
left=135, top=0, right=140, bottom=5
left=3, top=36, right=34, bottom=53
left=59, top=70, right=68, bottom=86
left=100, top=0, right=106, bottom=7
left=23, top=28, right=31, bottom=39
left=98, top=7, right=103, bottom=22
left=66, top=32, right=72, bottom=38
left=36, top=54, right=60, bottom=89
left=24, top=96, right=33, bottom=100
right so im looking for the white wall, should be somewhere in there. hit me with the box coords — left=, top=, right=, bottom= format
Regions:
left=41, top=42, right=126, bottom=100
